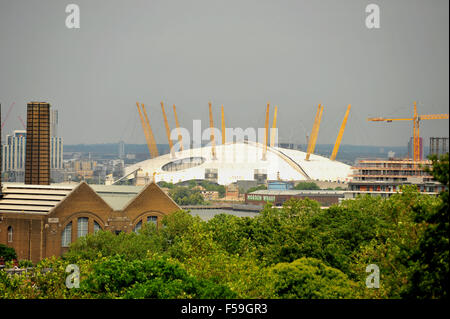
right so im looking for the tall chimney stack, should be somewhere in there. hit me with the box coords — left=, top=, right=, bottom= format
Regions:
left=25, top=102, right=50, bottom=185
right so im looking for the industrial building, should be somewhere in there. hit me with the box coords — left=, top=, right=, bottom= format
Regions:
left=0, top=102, right=181, bottom=263
left=245, top=189, right=344, bottom=207
left=0, top=182, right=180, bottom=263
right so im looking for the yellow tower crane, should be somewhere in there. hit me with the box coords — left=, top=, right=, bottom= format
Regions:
left=306, top=104, right=324, bottom=161
left=368, top=101, right=449, bottom=162
left=330, top=104, right=351, bottom=161
left=160, top=101, right=173, bottom=152
left=172, top=104, right=183, bottom=151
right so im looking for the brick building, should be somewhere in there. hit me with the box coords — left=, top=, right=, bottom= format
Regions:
left=245, top=189, right=344, bottom=207
left=0, top=182, right=181, bottom=263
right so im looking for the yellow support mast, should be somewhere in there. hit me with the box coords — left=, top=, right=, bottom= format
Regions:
left=136, top=102, right=156, bottom=158
left=160, top=101, right=173, bottom=152
left=263, top=102, right=270, bottom=160
left=141, top=103, right=159, bottom=158
left=172, top=104, right=183, bottom=151
left=209, top=102, right=216, bottom=159
left=221, top=105, right=226, bottom=145
left=330, top=104, right=351, bottom=161
left=306, top=104, right=321, bottom=157
left=270, top=105, right=278, bottom=148
left=306, top=104, right=323, bottom=161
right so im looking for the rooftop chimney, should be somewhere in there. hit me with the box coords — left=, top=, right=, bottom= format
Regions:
left=25, top=102, right=50, bottom=185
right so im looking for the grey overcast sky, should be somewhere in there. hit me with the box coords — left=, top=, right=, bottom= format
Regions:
left=0, top=0, right=448, bottom=146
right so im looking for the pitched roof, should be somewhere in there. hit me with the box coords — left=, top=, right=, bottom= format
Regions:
left=0, top=182, right=180, bottom=214
left=90, top=184, right=144, bottom=211
left=0, top=183, right=76, bottom=214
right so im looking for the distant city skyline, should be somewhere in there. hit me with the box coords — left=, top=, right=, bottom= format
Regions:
left=0, top=0, right=448, bottom=147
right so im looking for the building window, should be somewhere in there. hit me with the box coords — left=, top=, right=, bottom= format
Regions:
left=94, top=221, right=101, bottom=233
left=61, top=222, right=72, bottom=247
left=7, top=226, right=13, bottom=243
left=77, top=217, right=88, bottom=238
left=133, top=221, right=142, bottom=233
left=147, top=216, right=157, bottom=225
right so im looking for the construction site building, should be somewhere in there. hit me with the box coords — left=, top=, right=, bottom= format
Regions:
left=344, top=158, right=446, bottom=199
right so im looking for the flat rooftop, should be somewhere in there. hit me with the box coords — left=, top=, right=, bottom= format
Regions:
left=248, top=189, right=345, bottom=196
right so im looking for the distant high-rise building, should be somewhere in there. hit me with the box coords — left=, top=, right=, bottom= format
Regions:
left=25, top=102, right=50, bottom=185
left=50, top=109, right=58, bottom=137
left=2, top=130, right=26, bottom=172
left=2, top=131, right=63, bottom=172
left=408, top=137, right=423, bottom=160
left=429, top=137, right=449, bottom=157
left=118, top=140, right=125, bottom=159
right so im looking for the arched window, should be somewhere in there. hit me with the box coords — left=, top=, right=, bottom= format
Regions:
left=134, top=216, right=158, bottom=233
left=77, top=217, right=88, bottom=238
left=133, top=221, right=142, bottom=233
left=94, top=221, right=101, bottom=233
left=7, top=226, right=13, bottom=243
left=61, top=222, right=72, bottom=247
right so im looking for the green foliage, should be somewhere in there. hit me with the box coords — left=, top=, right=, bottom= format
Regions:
left=169, top=187, right=205, bottom=205
left=403, top=153, right=449, bottom=299
left=80, top=255, right=235, bottom=299
left=18, top=260, right=34, bottom=268
left=294, top=181, right=320, bottom=190
left=64, top=227, right=163, bottom=262
left=270, top=257, right=357, bottom=298
left=2, top=170, right=448, bottom=299
left=246, top=185, right=267, bottom=193
left=157, top=181, right=175, bottom=189
left=0, top=244, right=17, bottom=262
left=350, top=186, right=441, bottom=298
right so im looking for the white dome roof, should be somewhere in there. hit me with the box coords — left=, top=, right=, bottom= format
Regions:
left=124, top=141, right=352, bottom=185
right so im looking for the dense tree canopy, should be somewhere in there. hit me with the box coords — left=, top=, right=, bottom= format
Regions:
left=1, top=154, right=448, bottom=299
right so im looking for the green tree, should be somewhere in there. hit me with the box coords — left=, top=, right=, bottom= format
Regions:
left=169, top=187, right=206, bottom=205
left=80, top=255, right=235, bottom=299
left=270, top=257, right=357, bottom=298
left=403, top=153, right=449, bottom=298
left=350, top=186, right=440, bottom=298
left=0, top=244, right=17, bottom=262
left=294, top=181, right=320, bottom=190
left=246, top=185, right=267, bottom=193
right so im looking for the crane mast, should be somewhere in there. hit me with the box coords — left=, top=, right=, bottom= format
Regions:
left=368, top=101, right=449, bottom=163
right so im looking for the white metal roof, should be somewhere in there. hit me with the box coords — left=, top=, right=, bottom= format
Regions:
left=124, top=141, right=352, bottom=186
